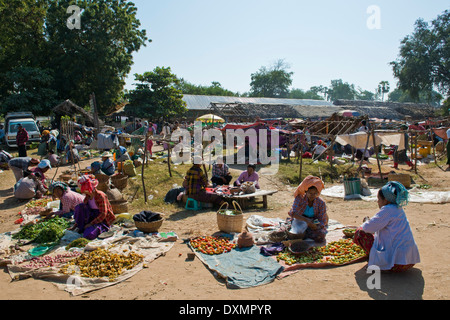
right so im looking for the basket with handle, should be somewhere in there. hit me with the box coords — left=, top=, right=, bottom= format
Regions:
left=388, top=173, right=411, bottom=188
left=217, top=201, right=244, bottom=233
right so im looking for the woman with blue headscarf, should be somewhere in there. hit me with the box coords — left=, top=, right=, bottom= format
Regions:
left=353, top=181, right=420, bottom=272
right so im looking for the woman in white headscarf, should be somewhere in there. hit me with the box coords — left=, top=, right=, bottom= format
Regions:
left=353, top=181, right=420, bottom=272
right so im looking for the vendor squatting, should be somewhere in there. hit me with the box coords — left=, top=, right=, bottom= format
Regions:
left=179, top=304, right=272, bottom=317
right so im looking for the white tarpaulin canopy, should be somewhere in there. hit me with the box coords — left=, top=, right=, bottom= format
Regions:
left=335, top=132, right=406, bottom=150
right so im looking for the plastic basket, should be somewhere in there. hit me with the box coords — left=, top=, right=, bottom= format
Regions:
left=343, top=178, right=362, bottom=196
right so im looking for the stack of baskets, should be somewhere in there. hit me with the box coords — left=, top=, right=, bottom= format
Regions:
left=95, top=174, right=111, bottom=192
left=216, top=201, right=244, bottom=233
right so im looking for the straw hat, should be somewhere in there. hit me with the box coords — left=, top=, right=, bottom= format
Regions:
left=101, top=151, right=113, bottom=158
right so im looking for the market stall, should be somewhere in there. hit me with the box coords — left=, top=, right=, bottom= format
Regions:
left=0, top=198, right=175, bottom=296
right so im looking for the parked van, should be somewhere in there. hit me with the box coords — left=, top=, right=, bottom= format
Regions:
left=4, top=112, right=41, bottom=148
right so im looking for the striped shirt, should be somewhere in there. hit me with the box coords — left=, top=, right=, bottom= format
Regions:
left=56, top=190, right=86, bottom=215
left=212, top=163, right=229, bottom=178
left=184, top=166, right=207, bottom=196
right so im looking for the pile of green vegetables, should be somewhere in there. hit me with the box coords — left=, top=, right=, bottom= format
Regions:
left=66, top=238, right=90, bottom=250
left=12, top=217, right=71, bottom=245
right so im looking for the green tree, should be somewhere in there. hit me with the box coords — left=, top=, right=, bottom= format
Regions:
left=326, top=79, right=357, bottom=101
left=44, top=0, right=149, bottom=115
left=249, top=59, right=293, bottom=98
left=388, top=88, right=443, bottom=107
left=288, top=88, right=324, bottom=100
left=176, top=79, right=238, bottom=96
left=0, top=0, right=51, bottom=115
left=125, top=67, right=187, bottom=119
left=391, top=10, right=450, bottom=101
left=0, top=67, right=58, bottom=115
left=0, top=0, right=149, bottom=116
left=377, top=81, right=390, bottom=101
left=356, top=88, right=376, bottom=101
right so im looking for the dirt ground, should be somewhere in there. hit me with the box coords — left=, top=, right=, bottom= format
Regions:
left=0, top=152, right=449, bottom=301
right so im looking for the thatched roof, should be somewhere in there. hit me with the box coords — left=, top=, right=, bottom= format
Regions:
left=52, top=99, right=104, bottom=127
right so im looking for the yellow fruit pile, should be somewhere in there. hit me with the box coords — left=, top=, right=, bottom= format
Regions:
left=277, top=239, right=366, bottom=266
left=60, top=248, right=144, bottom=281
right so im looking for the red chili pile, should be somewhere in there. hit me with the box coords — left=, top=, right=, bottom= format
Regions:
left=190, top=236, right=236, bottom=255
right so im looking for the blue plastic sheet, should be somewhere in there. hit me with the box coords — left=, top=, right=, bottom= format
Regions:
left=193, top=245, right=284, bottom=289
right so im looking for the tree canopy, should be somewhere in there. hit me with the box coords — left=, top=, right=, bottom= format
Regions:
left=125, top=67, right=187, bottom=120
left=391, top=10, right=450, bottom=101
left=249, top=59, right=293, bottom=98
left=0, top=0, right=149, bottom=116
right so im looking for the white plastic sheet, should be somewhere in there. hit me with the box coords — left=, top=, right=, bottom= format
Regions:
left=321, top=185, right=450, bottom=204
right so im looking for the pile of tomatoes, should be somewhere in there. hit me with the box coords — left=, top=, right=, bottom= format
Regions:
left=190, top=236, right=236, bottom=255
left=277, top=238, right=366, bottom=266
left=316, top=239, right=366, bottom=265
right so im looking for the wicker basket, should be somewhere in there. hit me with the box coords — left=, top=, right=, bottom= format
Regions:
left=59, top=174, right=72, bottom=182
left=39, top=208, right=54, bottom=217
left=288, top=240, right=311, bottom=255
left=135, top=219, right=164, bottom=233
left=111, top=174, right=128, bottom=190
left=95, top=174, right=111, bottom=184
left=217, top=201, right=244, bottom=233
left=388, top=173, right=411, bottom=188
left=110, top=200, right=129, bottom=214
left=287, top=230, right=305, bottom=240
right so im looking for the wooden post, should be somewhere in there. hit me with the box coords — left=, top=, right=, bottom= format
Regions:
left=299, top=148, right=304, bottom=184
left=414, top=134, right=418, bottom=174
left=167, top=142, right=172, bottom=178
left=142, top=134, right=148, bottom=203
left=371, top=128, right=383, bottom=181
left=357, top=132, right=371, bottom=175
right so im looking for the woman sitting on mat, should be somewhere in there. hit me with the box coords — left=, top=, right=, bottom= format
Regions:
left=70, top=175, right=116, bottom=240
left=353, top=181, right=420, bottom=272
left=287, top=175, right=328, bottom=243
left=49, top=181, right=86, bottom=219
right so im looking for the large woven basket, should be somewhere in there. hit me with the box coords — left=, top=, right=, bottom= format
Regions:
left=388, top=173, right=411, bottom=188
left=59, top=174, right=72, bottom=182
left=135, top=219, right=164, bottom=233
left=111, top=173, right=128, bottom=190
left=95, top=174, right=110, bottom=184
left=217, top=201, right=244, bottom=233
left=110, top=199, right=129, bottom=214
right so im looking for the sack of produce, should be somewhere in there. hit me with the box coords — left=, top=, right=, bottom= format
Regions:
left=123, top=160, right=136, bottom=177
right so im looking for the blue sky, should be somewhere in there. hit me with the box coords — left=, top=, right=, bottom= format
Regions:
left=125, top=0, right=450, bottom=96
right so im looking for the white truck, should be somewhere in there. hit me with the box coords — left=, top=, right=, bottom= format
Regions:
left=4, top=112, right=41, bottom=148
